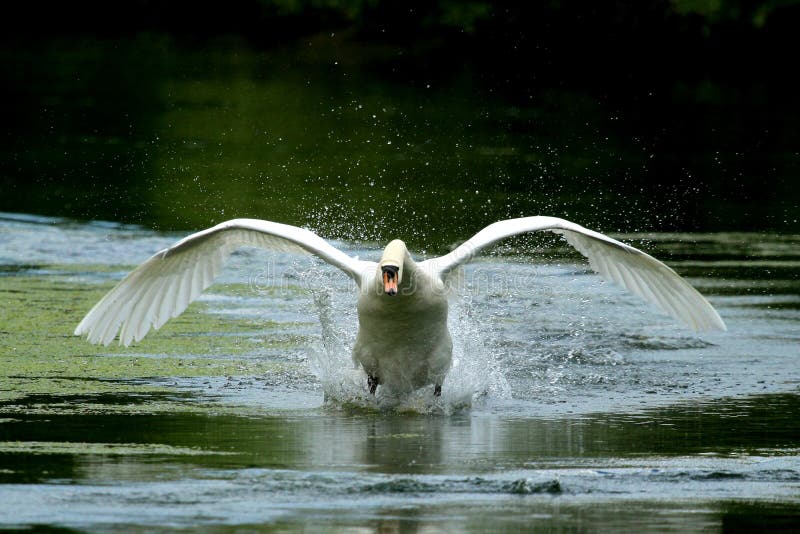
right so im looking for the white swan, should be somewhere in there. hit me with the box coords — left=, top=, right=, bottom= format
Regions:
left=75, top=216, right=726, bottom=395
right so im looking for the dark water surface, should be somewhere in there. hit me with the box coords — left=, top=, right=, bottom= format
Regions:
left=1, top=33, right=799, bottom=531
left=1, top=397, right=800, bottom=531
left=1, top=35, right=798, bottom=251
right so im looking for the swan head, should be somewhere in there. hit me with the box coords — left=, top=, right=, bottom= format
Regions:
left=379, top=239, right=406, bottom=296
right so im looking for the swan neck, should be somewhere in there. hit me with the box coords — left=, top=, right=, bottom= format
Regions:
left=380, top=240, right=408, bottom=267
left=380, top=239, right=412, bottom=284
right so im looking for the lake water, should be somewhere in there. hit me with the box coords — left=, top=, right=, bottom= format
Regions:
left=1, top=34, right=799, bottom=531
left=1, top=212, right=798, bottom=531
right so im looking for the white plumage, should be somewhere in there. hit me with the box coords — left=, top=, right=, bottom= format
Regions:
left=75, top=216, right=725, bottom=394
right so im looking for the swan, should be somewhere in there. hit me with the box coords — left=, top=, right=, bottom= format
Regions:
left=74, top=216, right=726, bottom=396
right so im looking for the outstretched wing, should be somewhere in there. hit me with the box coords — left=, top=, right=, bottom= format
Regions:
left=421, top=216, right=726, bottom=332
left=75, top=218, right=375, bottom=346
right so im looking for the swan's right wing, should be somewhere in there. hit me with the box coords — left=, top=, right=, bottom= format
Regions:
left=75, top=218, right=375, bottom=346
left=423, top=216, right=725, bottom=332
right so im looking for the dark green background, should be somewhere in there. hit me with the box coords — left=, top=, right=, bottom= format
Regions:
left=2, top=1, right=798, bottom=250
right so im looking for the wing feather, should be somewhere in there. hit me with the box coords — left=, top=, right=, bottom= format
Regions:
left=156, top=274, right=178, bottom=330
left=75, top=218, right=374, bottom=346
left=134, top=275, right=169, bottom=344
left=119, top=269, right=158, bottom=346
left=627, top=268, right=660, bottom=315
left=422, top=216, right=725, bottom=332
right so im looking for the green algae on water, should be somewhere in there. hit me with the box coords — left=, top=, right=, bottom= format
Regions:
left=0, top=269, right=314, bottom=414
left=0, top=441, right=237, bottom=456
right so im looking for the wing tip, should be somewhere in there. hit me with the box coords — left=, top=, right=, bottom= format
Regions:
left=74, top=320, right=123, bottom=346
left=707, top=315, right=727, bottom=332
left=688, top=309, right=726, bottom=333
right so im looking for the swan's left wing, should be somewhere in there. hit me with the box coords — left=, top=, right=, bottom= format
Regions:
left=422, top=216, right=726, bottom=332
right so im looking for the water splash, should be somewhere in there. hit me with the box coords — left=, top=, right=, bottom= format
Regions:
left=303, top=270, right=510, bottom=414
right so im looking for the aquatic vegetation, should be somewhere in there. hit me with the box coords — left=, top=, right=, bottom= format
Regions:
left=0, top=269, right=304, bottom=411
left=0, top=441, right=235, bottom=456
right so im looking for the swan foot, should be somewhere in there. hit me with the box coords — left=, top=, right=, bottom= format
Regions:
left=367, top=374, right=380, bottom=395
left=434, top=384, right=442, bottom=397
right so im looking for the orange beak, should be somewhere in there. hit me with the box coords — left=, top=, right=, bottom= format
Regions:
left=383, top=270, right=398, bottom=296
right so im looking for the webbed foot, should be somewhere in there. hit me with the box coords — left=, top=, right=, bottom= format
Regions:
left=368, top=374, right=380, bottom=395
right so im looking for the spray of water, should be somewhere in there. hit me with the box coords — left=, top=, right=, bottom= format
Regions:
left=301, top=267, right=510, bottom=415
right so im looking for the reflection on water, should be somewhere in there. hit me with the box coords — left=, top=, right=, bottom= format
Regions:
left=1, top=36, right=798, bottom=252
left=1, top=394, right=799, bottom=530
left=3, top=394, right=799, bottom=475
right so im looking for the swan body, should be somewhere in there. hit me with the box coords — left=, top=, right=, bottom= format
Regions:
left=355, top=245, right=452, bottom=394
left=75, top=216, right=726, bottom=395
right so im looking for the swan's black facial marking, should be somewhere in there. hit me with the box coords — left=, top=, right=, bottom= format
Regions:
left=382, top=265, right=399, bottom=296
